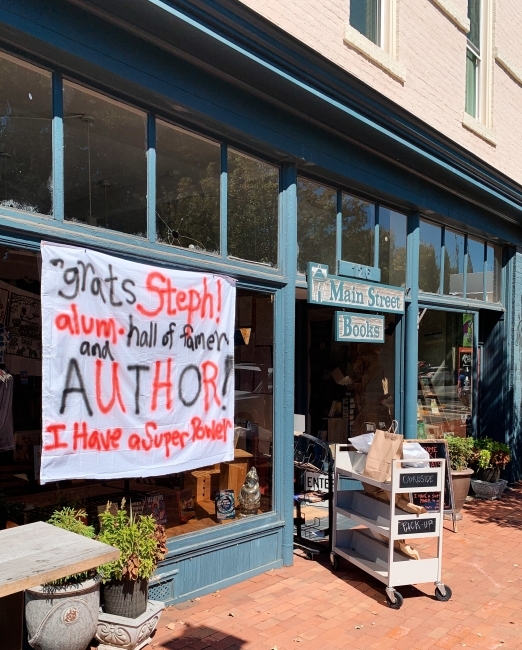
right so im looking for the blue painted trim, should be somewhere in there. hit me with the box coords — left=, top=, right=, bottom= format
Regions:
left=483, top=241, right=487, bottom=302
left=278, top=162, right=297, bottom=565
left=220, top=143, right=227, bottom=259
left=439, top=224, right=445, bottom=295
left=418, top=301, right=482, bottom=314
left=394, top=313, right=405, bottom=435
left=472, top=310, right=479, bottom=437
left=417, top=292, right=504, bottom=312
left=374, top=204, right=380, bottom=270
left=463, top=234, right=468, bottom=299
left=147, top=113, right=156, bottom=243
left=51, top=71, right=64, bottom=221
left=404, top=212, right=420, bottom=439
left=336, top=189, right=342, bottom=266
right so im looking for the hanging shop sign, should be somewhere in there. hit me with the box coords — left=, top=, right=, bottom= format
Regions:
left=335, top=312, right=385, bottom=343
left=40, top=242, right=236, bottom=484
left=307, top=263, right=405, bottom=314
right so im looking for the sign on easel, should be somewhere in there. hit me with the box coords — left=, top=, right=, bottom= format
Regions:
left=409, top=439, right=457, bottom=532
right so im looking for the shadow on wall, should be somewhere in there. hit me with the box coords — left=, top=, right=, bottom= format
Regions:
left=146, top=623, right=247, bottom=650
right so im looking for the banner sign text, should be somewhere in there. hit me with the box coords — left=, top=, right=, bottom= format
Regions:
left=41, top=243, right=236, bottom=483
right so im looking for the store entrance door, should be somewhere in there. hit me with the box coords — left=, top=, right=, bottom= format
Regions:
left=417, top=309, right=476, bottom=438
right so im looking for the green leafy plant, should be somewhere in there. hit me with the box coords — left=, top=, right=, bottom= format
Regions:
left=472, top=438, right=511, bottom=470
left=446, top=436, right=475, bottom=471
left=47, top=507, right=96, bottom=585
left=97, top=499, right=167, bottom=582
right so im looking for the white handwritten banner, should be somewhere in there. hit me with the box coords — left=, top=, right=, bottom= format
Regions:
left=40, top=242, right=236, bottom=483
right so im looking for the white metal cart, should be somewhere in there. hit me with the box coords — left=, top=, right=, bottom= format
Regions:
left=330, top=446, right=452, bottom=609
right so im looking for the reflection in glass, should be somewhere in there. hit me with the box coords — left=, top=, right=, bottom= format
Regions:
left=350, top=0, right=381, bottom=45
left=64, top=82, right=147, bottom=236
left=0, top=53, right=52, bottom=214
left=156, top=121, right=220, bottom=253
left=418, top=310, right=473, bottom=438
left=466, top=237, right=484, bottom=300
left=227, top=150, right=279, bottom=267
left=341, top=193, right=374, bottom=267
left=444, top=230, right=465, bottom=297
left=419, top=219, right=441, bottom=293
left=297, top=178, right=337, bottom=274
left=379, top=208, right=407, bottom=287
left=486, top=244, right=502, bottom=303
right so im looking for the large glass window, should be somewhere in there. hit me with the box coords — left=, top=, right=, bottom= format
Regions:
left=485, top=244, right=502, bottom=303
left=444, top=229, right=465, bottom=297
left=227, top=150, right=279, bottom=267
left=0, top=53, right=52, bottom=215
left=156, top=121, right=220, bottom=253
left=350, top=0, right=381, bottom=46
left=297, top=178, right=337, bottom=274
left=466, top=237, right=484, bottom=300
left=64, top=82, right=147, bottom=236
left=419, top=219, right=442, bottom=294
left=379, top=208, right=407, bottom=287
left=341, top=192, right=375, bottom=267
left=418, top=310, right=474, bottom=439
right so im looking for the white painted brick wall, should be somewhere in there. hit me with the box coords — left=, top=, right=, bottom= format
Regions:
left=239, top=0, right=522, bottom=185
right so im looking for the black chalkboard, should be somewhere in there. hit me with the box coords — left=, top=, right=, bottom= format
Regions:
left=399, top=472, right=437, bottom=489
left=398, top=518, right=437, bottom=536
left=410, top=440, right=455, bottom=515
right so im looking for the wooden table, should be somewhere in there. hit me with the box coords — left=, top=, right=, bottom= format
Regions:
left=0, top=521, right=119, bottom=650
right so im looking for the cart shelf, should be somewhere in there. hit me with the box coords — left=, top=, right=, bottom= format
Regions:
left=330, top=448, right=451, bottom=609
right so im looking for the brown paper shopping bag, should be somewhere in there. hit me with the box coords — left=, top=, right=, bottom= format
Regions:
left=362, top=421, right=403, bottom=483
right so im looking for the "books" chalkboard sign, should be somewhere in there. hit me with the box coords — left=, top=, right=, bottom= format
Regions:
left=410, top=440, right=455, bottom=516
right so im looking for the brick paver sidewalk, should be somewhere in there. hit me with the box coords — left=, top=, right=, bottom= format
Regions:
left=149, top=486, right=522, bottom=650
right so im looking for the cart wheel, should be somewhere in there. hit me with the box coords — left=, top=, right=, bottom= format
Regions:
left=330, top=553, right=340, bottom=571
left=435, top=585, right=452, bottom=602
left=385, top=590, right=404, bottom=609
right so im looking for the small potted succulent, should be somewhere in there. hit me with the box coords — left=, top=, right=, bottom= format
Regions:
left=97, top=499, right=167, bottom=619
left=25, top=508, right=101, bottom=650
left=446, top=436, right=475, bottom=515
left=472, top=438, right=511, bottom=483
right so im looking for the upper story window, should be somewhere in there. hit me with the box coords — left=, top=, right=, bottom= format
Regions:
left=0, top=52, right=52, bottom=215
left=463, top=0, right=494, bottom=138
left=64, top=81, right=147, bottom=237
left=419, top=217, right=502, bottom=303
left=465, top=0, right=481, bottom=118
left=349, top=0, right=381, bottom=46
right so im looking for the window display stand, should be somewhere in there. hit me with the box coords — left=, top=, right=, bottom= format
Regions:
left=330, top=447, right=451, bottom=609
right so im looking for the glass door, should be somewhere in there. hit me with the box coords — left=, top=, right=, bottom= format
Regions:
left=417, top=309, right=475, bottom=438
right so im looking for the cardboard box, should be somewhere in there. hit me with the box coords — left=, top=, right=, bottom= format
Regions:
left=185, top=469, right=220, bottom=502
left=219, top=462, right=247, bottom=506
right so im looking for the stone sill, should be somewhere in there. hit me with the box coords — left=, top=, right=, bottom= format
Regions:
left=462, top=112, right=497, bottom=146
left=343, top=24, right=405, bottom=83
left=494, top=48, right=522, bottom=86
left=430, top=0, right=470, bottom=33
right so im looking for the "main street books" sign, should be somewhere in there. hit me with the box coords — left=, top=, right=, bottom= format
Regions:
left=307, top=262, right=405, bottom=314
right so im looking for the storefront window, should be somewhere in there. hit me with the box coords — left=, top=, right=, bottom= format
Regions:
left=466, top=236, right=485, bottom=300
left=443, top=229, right=465, bottom=297
left=418, top=310, right=473, bottom=438
left=379, top=208, right=407, bottom=287
left=0, top=52, right=52, bottom=215
left=341, top=192, right=375, bottom=267
left=0, top=252, right=273, bottom=537
left=227, top=150, right=279, bottom=267
left=419, top=219, right=441, bottom=294
left=486, top=243, right=502, bottom=303
left=307, top=307, right=396, bottom=441
left=297, top=178, right=336, bottom=274
left=156, top=120, right=220, bottom=253
left=64, top=82, right=147, bottom=236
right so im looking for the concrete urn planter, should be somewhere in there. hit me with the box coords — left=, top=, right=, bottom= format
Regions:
left=25, top=576, right=100, bottom=650
left=96, top=599, right=164, bottom=650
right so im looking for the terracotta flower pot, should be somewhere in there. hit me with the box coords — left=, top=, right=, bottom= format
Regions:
left=451, top=468, right=474, bottom=515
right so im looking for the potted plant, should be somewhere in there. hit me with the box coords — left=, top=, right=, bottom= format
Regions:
left=446, top=436, right=475, bottom=516
left=472, top=438, right=511, bottom=483
left=97, top=499, right=167, bottom=619
left=25, top=508, right=101, bottom=650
